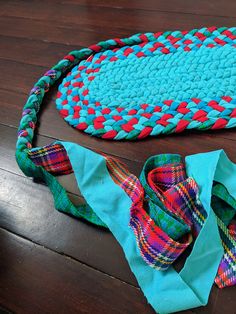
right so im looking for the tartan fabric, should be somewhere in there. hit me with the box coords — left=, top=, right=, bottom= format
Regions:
left=215, top=218, right=236, bottom=288
left=212, top=183, right=236, bottom=225
left=141, top=156, right=194, bottom=240
left=212, top=183, right=236, bottom=288
left=28, top=142, right=236, bottom=287
left=106, top=153, right=236, bottom=287
left=29, top=143, right=72, bottom=175
left=17, top=146, right=106, bottom=228
left=147, top=163, right=186, bottom=192
left=147, top=164, right=207, bottom=238
left=104, top=154, right=192, bottom=270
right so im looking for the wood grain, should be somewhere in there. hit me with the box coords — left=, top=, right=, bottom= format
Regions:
left=0, top=168, right=136, bottom=285
left=0, top=228, right=153, bottom=314
left=1, top=0, right=236, bottom=33
left=1, top=0, right=236, bottom=313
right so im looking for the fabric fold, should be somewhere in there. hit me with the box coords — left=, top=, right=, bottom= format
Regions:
left=28, top=142, right=236, bottom=312
left=56, top=142, right=235, bottom=313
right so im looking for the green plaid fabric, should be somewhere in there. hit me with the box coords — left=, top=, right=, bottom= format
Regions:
left=211, top=183, right=236, bottom=288
left=16, top=148, right=107, bottom=228
left=140, top=154, right=190, bottom=240
left=212, top=183, right=236, bottom=225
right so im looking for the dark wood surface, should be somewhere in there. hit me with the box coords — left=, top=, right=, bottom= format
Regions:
left=0, top=1, right=235, bottom=313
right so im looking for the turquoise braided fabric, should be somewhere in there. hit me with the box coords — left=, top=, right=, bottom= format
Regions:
left=56, top=26, right=236, bottom=140
left=88, top=45, right=235, bottom=104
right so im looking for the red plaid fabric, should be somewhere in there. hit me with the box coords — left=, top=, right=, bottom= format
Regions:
left=148, top=164, right=207, bottom=237
left=28, top=143, right=72, bottom=175
left=28, top=143, right=236, bottom=288
left=104, top=155, right=193, bottom=270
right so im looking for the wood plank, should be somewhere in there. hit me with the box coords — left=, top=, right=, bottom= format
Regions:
left=62, top=0, right=236, bottom=18
left=0, top=60, right=45, bottom=94
left=1, top=11, right=235, bottom=50
left=1, top=0, right=236, bottom=34
left=211, top=286, right=236, bottom=314
left=0, top=35, right=79, bottom=68
left=0, top=168, right=137, bottom=286
left=1, top=169, right=235, bottom=313
left=1, top=125, right=236, bottom=313
left=0, top=306, right=12, bottom=314
left=0, top=16, right=130, bottom=46
left=0, top=227, right=154, bottom=314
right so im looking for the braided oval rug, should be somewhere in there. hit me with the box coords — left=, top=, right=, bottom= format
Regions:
left=56, top=26, right=236, bottom=140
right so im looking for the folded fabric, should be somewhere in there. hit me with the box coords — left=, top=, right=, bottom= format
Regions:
left=26, top=142, right=236, bottom=313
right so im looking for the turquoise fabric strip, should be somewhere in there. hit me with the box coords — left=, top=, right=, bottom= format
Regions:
left=58, top=141, right=230, bottom=313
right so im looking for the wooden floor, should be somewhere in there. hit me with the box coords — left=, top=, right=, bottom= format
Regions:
left=0, top=1, right=236, bottom=313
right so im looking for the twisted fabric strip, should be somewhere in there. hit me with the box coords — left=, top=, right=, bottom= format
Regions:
left=29, top=143, right=236, bottom=288
left=56, top=26, right=236, bottom=140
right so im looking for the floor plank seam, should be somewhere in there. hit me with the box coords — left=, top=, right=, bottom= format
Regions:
left=0, top=16, right=116, bottom=44
left=0, top=165, right=85, bottom=201
left=0, top=86, right=28, bottom=96
left=57, top=1, right=236, bottom=19
left=2, top=2, right=236, bottom=21
left=0, top=226, right=139, bottom=290
left=0, top=57, right=46, bottom=70
left=0, top=14, right=133, bottom=38
left=1, top=121, right=236, bottom=156
left=0, top=123, right=145, bottom=163
left=0, top=33, right=83, bottom=49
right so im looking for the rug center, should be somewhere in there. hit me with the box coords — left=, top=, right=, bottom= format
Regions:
left=88, top=45, right=236, bottom=108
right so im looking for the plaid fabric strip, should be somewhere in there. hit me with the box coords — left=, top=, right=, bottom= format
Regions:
left=141, top=156, right=192, bottom=241
left=148, top=164, right=207, bottom=238
left=147, top=163, right=186, bottom=192
left=212, top=184, right=236, bottom=288
left=212, top=184, right=236, bottom=225
left=104, top=154, right=193, bottom=270
left=148, top=165, right=236, bottom=288
left=215, top=218, right=236, bottom=288
left=106, top=154, right=236, bottom=286
left=16, top=146, right=106, bottom=228
left=28, top=143, right=73, bottom=175
left=27, top=143, right=236, bottom=286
